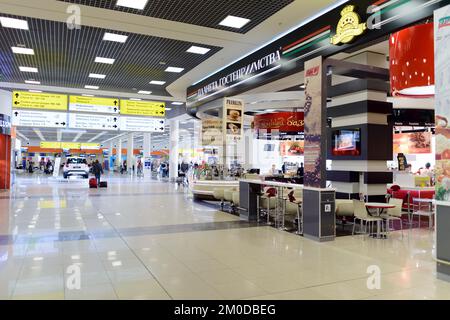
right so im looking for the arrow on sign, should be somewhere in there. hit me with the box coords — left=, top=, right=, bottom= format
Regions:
left=160, top=121, right=164, bottom=124
left=160, top=111, right=164, bottom=114
left=113, top=125, right=118, bottom=128
left=114, top=100, right=118, bottom=106
left=15, top=93, right=19, bottom=99
left=160, top=105, right=164, bottom=108
left=114, top=107, right=117, bottom=112
left=61, top=122, right=66, bottom=126
left=14, top=101, right=20, bottom=105
left=14, top=111, right=19, bottom=117
left=160, top=127, right=164, bottom=130
left=113, top=117, right=117, bottom=121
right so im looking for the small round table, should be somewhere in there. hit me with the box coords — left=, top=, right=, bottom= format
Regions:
left=365, top=202, right=396, bottom=238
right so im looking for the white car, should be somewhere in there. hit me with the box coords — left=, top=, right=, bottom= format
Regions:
left=63, top=157, right=89, bottom=179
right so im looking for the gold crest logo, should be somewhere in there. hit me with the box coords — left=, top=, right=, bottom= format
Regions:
left=330, top=5, right=367, bottom=45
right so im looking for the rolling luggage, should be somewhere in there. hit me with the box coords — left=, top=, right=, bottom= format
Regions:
left=89, top=178, right=97, bottom=188
left=99, top=181, right=108, bottom=188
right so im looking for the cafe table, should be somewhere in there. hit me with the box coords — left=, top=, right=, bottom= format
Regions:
left=365, top=202, right=396, bottom=238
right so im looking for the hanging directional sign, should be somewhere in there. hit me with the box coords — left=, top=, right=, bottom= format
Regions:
left=12, top=91, right=68, bottom=111
left=80, top=143, right=101, bottom=150
left=120, top=100, right=165, bottom=117
left=61, top=142, right=81, bottom=149
left=69, top=96, right=119, bottom=114
left=68, top=113, right=119, bottom=130
left=119, top=116, right=165, bottom=132
left=12, top=110, right=68, bottom=128
left=40, top=142, right=62, bottom=149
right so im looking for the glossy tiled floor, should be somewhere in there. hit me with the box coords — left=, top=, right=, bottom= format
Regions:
left=1, top=173, right=449, bottom=300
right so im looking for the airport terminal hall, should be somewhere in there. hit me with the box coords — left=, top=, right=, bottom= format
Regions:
left=2, top=0, right=450, bottom=305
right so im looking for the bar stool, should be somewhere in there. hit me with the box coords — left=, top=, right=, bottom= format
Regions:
left=284, top=189, right=303, bottom=234
left=258, top=187, right=277, bottom=225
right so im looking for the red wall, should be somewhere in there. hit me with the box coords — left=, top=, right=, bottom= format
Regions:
left=0, top=134, right=11, bottom=189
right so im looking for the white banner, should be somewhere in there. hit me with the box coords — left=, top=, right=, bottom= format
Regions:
left=69, top=113, right=119, bottom=130
left=12, top=110, right=68, bottom=128
left=119, top=116, right=165, bottom=132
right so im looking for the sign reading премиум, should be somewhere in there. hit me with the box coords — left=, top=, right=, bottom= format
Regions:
left=120, top=100, right=165, bottom=117
left=13, top=91, right=68, bottom=111
left=69, top=95, right=119, bottom=114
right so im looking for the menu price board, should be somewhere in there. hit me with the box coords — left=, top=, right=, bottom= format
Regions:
left=202, top=119, right=223, bottom=146
left=223, top=98, right=243, bottom=142
left=120, top=100, right=165, bottom=117
left=435, top=6, right=450, bottom=201
left=13, top=91, right=68, bottom=111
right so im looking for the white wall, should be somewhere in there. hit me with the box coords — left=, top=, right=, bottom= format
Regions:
left=0, top=90, right=12, bottom=116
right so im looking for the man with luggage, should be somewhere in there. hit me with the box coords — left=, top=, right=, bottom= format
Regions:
left=93, top=160, right=103, bottom=187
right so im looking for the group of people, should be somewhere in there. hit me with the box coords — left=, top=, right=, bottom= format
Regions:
left=22, top=158, right=54, bottom=174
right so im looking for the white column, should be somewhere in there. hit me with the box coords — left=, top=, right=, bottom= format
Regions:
left=169, top=119, right=179, bottom=180
left=127, top=133, right=134, bottom=174
left=117, top=138, right=122, bottom=170
left=108, top=141, right=113, bottom=171
left=143, top=133, right=152, bottom=158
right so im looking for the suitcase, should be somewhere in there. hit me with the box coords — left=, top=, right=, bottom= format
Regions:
left=89, top=178, right=97, bottom=188
left=99, top=181, right=108, bottom=188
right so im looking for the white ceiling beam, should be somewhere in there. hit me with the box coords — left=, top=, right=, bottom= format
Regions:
left=16, top=130, right=29, bottom=141
left=33, top=128, right=45, bottom=141
left=56, top=129, right=62, bottom=142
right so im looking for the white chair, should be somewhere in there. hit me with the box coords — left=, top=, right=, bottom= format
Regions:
left=352, top=200, right=383, bottom=239
left=381, top=198, right=404, bottom=238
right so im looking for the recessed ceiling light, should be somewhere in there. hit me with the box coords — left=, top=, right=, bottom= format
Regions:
left=29, top=90, right=42, bottom=93
left=172, top=102, right=184, bottom=105
left=186, top=46, right=211, bottom=55
left=219, top=15, right=250, bottom=29
left=95, top=56, right=115, bottom=64
left=85, top=85, right=99, bottom=90
left=82, top=94, right=94, bottom=97
left=103, top=32, right=128, bottom=43
left=89, top=73, right=106, bottom=79
left=25, top=80, right=40, bottom=84
left=149, top=81, right=166, bottom=85
left=19, top=66, right=38, bottom=73
left=165, top=67, right=184, bottom=73
left=130, top=98, right=142, bottom=101
left=165, top=108, right=172, bottom=111
left=12, top=46, right=34, bottom=55
left=138, top=90, right=151, bottom=94
left=0, top=17, right=29, bottom=30
left=116, top=0, right=149, bottom=10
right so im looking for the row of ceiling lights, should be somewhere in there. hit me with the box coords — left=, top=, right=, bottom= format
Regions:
left=0, top=13, right=212, bottom=106
left=116, top=0, right=251, bottom=29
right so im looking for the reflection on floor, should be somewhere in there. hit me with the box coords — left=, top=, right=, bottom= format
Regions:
left=0, top=173, right=449, bottom=300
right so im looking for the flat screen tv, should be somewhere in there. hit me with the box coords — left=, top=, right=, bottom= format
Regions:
left=331, top=129, right=361, bottom=156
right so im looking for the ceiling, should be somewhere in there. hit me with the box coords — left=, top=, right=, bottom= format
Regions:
left=0, top=0, right=340, bottom=101
left=0, top=13, right=221, bottom=96
left=60, top=0, right=295, bottom=34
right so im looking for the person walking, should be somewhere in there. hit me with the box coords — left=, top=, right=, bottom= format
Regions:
left=93, top=160, right=103, bottom=187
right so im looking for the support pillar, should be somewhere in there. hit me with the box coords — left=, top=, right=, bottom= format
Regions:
left=327, top=52, right=392, bottom=202
left=117, top=138, right=122, bottom=171
left=0, top=89, right=12, bottom=190
left=127, top=133, right=134, bottom=174
left=169, top=119, right=179, bottom=180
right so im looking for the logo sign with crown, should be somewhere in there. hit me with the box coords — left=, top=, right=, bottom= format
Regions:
left=331, top=5, right=367, bottom=45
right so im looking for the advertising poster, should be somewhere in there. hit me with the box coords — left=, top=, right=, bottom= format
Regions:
left=201, top=119, right=223, bottom=146
left=303, top=57, right=325, bottom=188
left=223, top=98, right=244, bottom=142
left=280, top=141, right=304, bottom=156
left=393, top=132, right=432, bottom=154
left=435, top=6, right=450, bottom=201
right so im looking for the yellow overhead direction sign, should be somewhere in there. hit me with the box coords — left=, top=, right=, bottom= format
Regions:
left=13, top=91, right=68, bottom=111
left=61, top=142, right=81, bottom=149
left=40, top=142, right=61, bottom=149
left=70, top=96, right=119, bottom=107
left=69, top=96, right=119, bottom=113
left=81, top=143, right=100, bottom=149
left=120, top=100, right=165, bottom=117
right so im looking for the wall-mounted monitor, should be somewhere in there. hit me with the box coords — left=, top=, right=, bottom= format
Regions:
left=331, top=129, right=361, bottom=156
